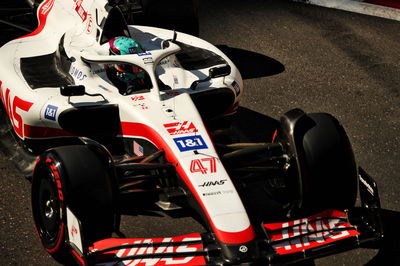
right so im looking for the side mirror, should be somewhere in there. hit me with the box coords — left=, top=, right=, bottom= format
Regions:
left=60, top=85, right=85, bottom=96
left=190, top=65, right=231, bottom=90
left=60, top=85, right=107, bottom=104
left=209, top=65, right=231, bottom=78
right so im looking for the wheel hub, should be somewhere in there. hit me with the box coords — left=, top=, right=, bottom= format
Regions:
left=44, top=199, right=55, bottom=219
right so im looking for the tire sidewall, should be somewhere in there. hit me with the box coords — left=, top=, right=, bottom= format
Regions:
left=32, top=145, right=116, bottom=257
left=299, top=113, right=358, bottom=212
left=32, top=153, right=67, bottom=254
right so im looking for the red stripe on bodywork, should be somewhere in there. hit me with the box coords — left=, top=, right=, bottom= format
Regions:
left=0, top=85, right=34, bottom=138
left=120, top=122, right=255, bottom=244
left=18, top=0, right=56, bottom=39
left=13, top=97, right=34, bottom=137
left=24, top=124, right=74, bottom=138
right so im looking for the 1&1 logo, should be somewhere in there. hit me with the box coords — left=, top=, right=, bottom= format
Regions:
left=44, top=105, right=58, bottom=120
left=173, top=135, right=207, bottom=152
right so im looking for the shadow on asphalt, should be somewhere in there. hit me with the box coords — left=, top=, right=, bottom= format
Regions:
left=216, top=45, right=285, bottom=80
left=366, top=209, right=400, bottom=265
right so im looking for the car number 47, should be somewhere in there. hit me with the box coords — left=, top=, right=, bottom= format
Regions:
left=190, top=158, right=216, bottom=174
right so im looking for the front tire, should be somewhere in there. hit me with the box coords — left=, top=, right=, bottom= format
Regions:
left=280, top=111, right=358, bottom=215
left=32, top=145, right=115, bottom=260
left=298, top=113, right=358, bottom=212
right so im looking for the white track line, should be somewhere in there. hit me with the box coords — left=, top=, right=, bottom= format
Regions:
left=294, top=0, right=400, bottom=21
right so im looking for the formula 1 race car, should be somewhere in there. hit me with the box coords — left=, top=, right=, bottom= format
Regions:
left=0, top=0, right=383, bottom=265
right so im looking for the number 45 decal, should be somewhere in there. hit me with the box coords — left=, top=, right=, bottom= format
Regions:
left=190, top=158, right=216, bottom=174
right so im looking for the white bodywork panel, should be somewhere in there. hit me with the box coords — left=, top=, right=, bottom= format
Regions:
left=0, top=0, right=251, bottom=243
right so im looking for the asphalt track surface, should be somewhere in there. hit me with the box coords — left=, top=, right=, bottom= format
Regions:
left=1, top=0, right=400, bottom=265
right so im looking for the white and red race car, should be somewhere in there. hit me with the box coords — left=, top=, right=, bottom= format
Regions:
left=0, top=0, right=383, bottom=265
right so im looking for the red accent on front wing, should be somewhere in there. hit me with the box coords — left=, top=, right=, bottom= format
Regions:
left=120, top=122, right=256, bottom=244
left=90, top=233, right=206, bottom=266
left=263, top=210, right=360, bottom=255
left=71, top=248, right=85, bottom=265
left=209, top=225, right=254, bottom=244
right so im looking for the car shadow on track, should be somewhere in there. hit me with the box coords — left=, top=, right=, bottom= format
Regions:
left=216, top=45, right=285, bottom=80
left=366, top=209, right=400, bottom=265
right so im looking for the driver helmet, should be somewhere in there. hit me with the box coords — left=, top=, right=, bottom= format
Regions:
left=109, top=36, right=145, bottom=55
left=107, top=36, right=146, bottom=84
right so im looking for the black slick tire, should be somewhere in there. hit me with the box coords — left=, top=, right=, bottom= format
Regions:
left=31, top=145, right=115, bottom=261
left=296, top=113, right=358, bottom=214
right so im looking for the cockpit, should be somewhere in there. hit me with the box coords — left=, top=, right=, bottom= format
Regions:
left=94, top=7, right=152, bottom=94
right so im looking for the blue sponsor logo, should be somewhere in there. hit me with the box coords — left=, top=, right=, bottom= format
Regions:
left=232, top=80, right=240, bottom=95
left=69, top=66, right=88, bottom=81
left=173, top=135, right=208, bottom=152
left=44, top=105, right=58, bottom=120
left=138, top=52, right=152, bottom=56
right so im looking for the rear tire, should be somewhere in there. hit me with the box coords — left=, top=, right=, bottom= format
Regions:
left=31, top=145, right=115, bottom=261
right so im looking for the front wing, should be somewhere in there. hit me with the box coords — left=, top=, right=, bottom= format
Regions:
left=67, top=168, right=382, bottom=265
